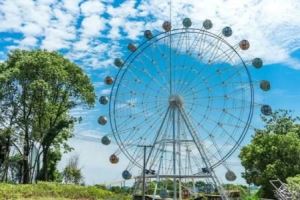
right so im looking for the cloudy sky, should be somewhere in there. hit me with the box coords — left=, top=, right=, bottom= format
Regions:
left=1, top=0, right=300, bottom=186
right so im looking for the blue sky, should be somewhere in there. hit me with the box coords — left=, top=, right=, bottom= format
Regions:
left=1, top=0, right=300, bottom=185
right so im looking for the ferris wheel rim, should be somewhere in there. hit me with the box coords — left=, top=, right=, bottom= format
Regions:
left=108, top=27, right=255, bottom=169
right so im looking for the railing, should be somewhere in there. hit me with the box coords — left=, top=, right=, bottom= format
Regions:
left=270, top=179, right=292, bottom=200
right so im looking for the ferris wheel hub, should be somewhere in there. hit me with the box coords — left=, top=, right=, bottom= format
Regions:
left=169, top=94, right=184, bottom=108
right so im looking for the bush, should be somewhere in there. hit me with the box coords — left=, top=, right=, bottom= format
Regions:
left=223, top=184, right=260, bottom=200
left=242, top=193, right=260, bottom=200
left=0, top=182, right=131, bottom=200
left=287, top=175, right=300, bottom=200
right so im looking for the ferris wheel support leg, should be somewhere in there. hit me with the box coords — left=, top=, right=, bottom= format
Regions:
left=178, top=107, right=229, bottom=200
left=172, top=108, right=177, bottom=200
left=177, top=109, right=183, bottom=200
left=137, top=107, right=170, bottom=198
left=145, top=107, right=170, bottom=166
left=153, top=154, right=164, bottom=197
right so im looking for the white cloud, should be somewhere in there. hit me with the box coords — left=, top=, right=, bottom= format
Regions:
left=137, top=0, right=300, bottom=68
left=21, top=23, right=43, bottom=36
left=2, top=0, right=299, bottom=69
left=81, top=15, right=105, bottom=38
left=73, top=38, right=90, bottom=51
left=80, top=0, right=105, bottom=16
left=18, top=36, right=38, bottom=48
left=41, top=27, right=74, bottom=50
left=123, top=20, right=145, bottom=40
left=100, top=89, right=111, bottom=95
left=63, top=0, right=82, bottom=14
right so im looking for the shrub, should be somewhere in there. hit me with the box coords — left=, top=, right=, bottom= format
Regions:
left=287, top=175, right=300, bottom=200
left=0, top=182, right=131, bottom=200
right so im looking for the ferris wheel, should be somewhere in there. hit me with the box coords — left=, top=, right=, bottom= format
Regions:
left=98, top=17, right=271, bottom=200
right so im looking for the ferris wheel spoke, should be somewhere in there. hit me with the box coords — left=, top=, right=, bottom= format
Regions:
left=199, top=36, right=219, bottom=59
left=209, top=47, right=237, bottom=65
left=209, top=133, right=228, bottom=162
left=188, top=120, right=233, bottom=166
left=185, top=96, right=264, bottom=109
left=205, top=37, right=237, bottom=65
left=181, top=89, right=246, bottom=101
left=145, top=107, right=171, bottom=166
left=175, top=44, right=212, bottom=94
left=116, top=107, right=166, bottom=128
left=205, top=127, right=242, bottom=160
left=177, top=43, right=237, bottom=95
left=185, top=96, right=251, bottom=110
left=122, top=136, right=143, bottom=148
left=148, top=128, right=171, bottom=170
left=198, top=37, right=235, bottom=63
left=123, top=138, right=144, bottom=154
left=176, top=37, right=227, bottom=93
left=116, top=128, right=163, bottom=162
left=197, top=30, right=208, bottom=58
left=149, top=43, right=172, bottom=86
left=205, top=34, right=225, bottom=63
left=173, top=28, right=187, bottom=55
left=173, top=30, right=206, bottom=94
left=137, top=44, right=170, bottom=88
left=221, top=109, right=255, bottom=130
left=146, top=85, right=254, bottom=109
left=127, top=62, right=170, bottom=93
left=170, top=30, right=190, bottom=93
left=197, top=114, right=242, bottom=145
left=115, top=107, right=166, bottom=134
left=183, top=103, right=250, bottom=112
left=124, top=53, right=170, bottom=92
left=173, top=29, right=184, bottom=55
left=179, top=107, right=222, bottom=169
left=115, top=130, right=141, bottom=149
left=115, top=105, right=167, bottom=132
left=114, top=91, right=165, bottom=111
left=179, top=65, right=247, bottom=97
left=200, top=32, right=228, bottom=59
left=190, top=151, right=206, bottom=173
left=115, top=73, right=167, bottom=99
left=187, top=30, right=206, bottom=54
left=186, top=62, right=243, bottom=92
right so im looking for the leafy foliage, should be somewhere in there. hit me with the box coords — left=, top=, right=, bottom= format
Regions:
left=0, top=49, right=95, bottom=183
left=239, top=110, right=300, bottom=198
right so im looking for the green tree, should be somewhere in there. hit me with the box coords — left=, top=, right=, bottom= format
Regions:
left=239, top=110, right=300, bottom=198
left=0, top=49, right=95, bottom=183
left=63, top=155, right=83, bottom=185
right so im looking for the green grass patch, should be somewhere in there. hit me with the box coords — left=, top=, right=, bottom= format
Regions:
left=0, top=182, right=131, bottom=200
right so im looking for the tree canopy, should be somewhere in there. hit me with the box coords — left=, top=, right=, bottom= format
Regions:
left=239, top=110, right=300, bottom=198
left=0, top=49, right=95, bottom=183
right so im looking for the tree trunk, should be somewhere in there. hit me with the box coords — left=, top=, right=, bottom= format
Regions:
left=39, top=145, right=49, bottom=181
left=35, top=154, right=40, bottom=183
left=3, top=136, right=11, bottom=182
left=22, top=131, right=30, bottom=183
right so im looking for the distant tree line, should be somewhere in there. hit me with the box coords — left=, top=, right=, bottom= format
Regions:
left=0, top=50, right=95, bottom=183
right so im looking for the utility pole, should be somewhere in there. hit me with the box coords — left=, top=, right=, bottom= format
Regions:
left=138, top=145, right=152, bottom=200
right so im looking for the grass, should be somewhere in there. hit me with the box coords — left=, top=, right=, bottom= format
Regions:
left=0, top=182, right=131, bottom=200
